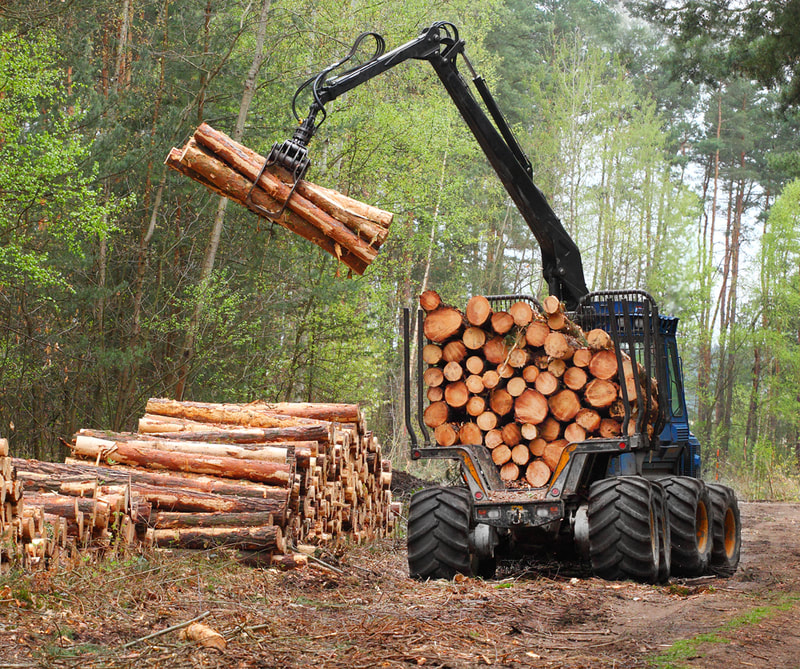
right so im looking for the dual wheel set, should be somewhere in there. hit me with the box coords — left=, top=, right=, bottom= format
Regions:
left=407, top=476, right=742, bottom=582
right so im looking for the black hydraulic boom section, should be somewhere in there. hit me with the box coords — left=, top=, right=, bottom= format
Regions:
left=272, top=21, right=590, bottom=308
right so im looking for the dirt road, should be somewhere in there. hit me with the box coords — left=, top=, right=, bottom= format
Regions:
left=1, top=501, right=798, bottom=668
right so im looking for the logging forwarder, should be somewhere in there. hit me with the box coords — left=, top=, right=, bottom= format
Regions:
left=267, top=21, right=741, bottom=582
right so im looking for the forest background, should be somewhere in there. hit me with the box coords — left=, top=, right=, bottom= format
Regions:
left=2, top=0, right=800, bottom=499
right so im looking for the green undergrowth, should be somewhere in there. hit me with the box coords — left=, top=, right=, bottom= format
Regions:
left=648, top=595, right=800, bottom=668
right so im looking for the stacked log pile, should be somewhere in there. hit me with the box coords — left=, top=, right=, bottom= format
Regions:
left=11, top=399, right=397, bottom=569
left=166, top=123, right=393, bottom=275
left=420, top=291, right=659, bottom=487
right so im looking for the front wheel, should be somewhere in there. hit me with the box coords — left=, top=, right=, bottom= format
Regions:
left=706, top=483, right=741, bottom=576
left=407, top=486, right=473, bottom=580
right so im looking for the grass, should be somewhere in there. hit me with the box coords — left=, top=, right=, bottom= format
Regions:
left=648, top=595, right=800, bottom=668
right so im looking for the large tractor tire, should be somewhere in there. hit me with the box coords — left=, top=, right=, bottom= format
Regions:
left=407, top=486, right=473, bottom=580
left=706, top=483, right=742, bottom=576
left=588, top=477, right=660, bottom=583
left=658, top=476, right=712, bottom=576
left=652, top=482, right=672, bottom=582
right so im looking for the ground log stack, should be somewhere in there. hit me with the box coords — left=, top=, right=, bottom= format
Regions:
left=166, top=124, right=393, bottom=275
left=420, top=291, right=659, bottom=487
left=6, top=401, right=397, bottom=571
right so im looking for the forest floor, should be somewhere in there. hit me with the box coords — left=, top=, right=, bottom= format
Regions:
left=0, top=498, right=798, bottom=668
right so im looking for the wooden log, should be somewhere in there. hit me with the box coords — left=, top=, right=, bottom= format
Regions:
left=476, top=411, right=498, bottom=432
left=520, top=423, right=538, bottom=441
left=427, top=387, right=444, bottom=402
left=534, top=371, right=559, bottom=396
left=419, top=290, right=442, bottom=312
left=483, top=337, right=509, bottom=365
left=491, top=445, right=512, bottom=466
left=543, top=441, right=568, bottom=471
left=547, top=358, right=567, bottom=378
left=572, top=348, right=593, bottom=368
left=443, top=361, right=463, bottom=382
left=538, top=417, right=562, bottom=442
left=490, top=311, right=515, bottom=335
left=525, top=460, right=551, bottom=487
left=574, top=408, right=602, bottom=434
left=482, top=369, right=501, bottom=390
left=599, top=419, right=622, bottom=438
left=506, top=376, right=527, bottom=397
left=444, top=382, right=469, bottom=409
left=434, top=424, right=458, bottom=447
left=35, top=458, right=289, bottom=500
left=465, top=375, right=485, bottom=395
left=529, top=438, right=547, bottom=457
left=525, top=321, right=550, bottom=347
left=584, top=379, right=618, bottom=409
left=497, top=363, right=515, bottom=379
left=465, top=295, right=492, bottom=326
left=149, top=510, right=279, bottom=529
left=458, top=423, right=482, bottom=446
left=137, top=415, right=329, bottom=443
left=148, top=525, right=284, bottom=553
left=587, top=328, right=613, bottom=351
left=588, top=349, right=618, bottom=381
left=462, top=327, right=486, bottom=351
left=514, top=389, right=548, bottom=425
left=75, top=431, right=295, bottom=464
left=70, top=436, right=292, bottom=486
left=98, top=482, right=287, bottom=515
left=509, top=301, right=534, bottom=327
left=165, top=144, right=369, bottom=275
left=544, top=332, right=576, bottom=360
left=423, top=367, right=445, bottom=388
left=146, top=398, right=357, bottom=426
left=192, top=123, right=391, bottom=240
left=465, top=356, right=485, bottom=375
left=548, top=390, right=582, bottom=422
left=443, top=341, right=468, bottom=363
left=424, top=306, right=465, bottom=343
left=501, top=422, right=523, bottom=447
left=542, top=295, right=562, bottom=315
left=465, top=395, right=486, bottom=417
left=485, top=429, right=504, bottom=450
left=500, top=462, right=519, bottom=482
left=423, top=402, right=449, bottom=428
left=522, top=365, right=540, bottom=384
left=422, top=344, right=443, bottom=365
left=490, top=389, right=514, bottom=416
left=563, top=366, right=588, bottom=391
left=507, top=348, right=529, bottom=369
left=510, top=443, right=530, bottom=466
left=564, top=423, right=587, bottom=443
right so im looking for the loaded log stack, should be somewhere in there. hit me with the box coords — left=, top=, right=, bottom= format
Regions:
left=166, top=124, right=394, bottom=275
left=420, top=291, right=659, bottom=487
left=9, top=400, right=397, bottom=570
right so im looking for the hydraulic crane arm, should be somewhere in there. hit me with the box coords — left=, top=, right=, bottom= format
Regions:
left=271, top=21, right=589, bottom=307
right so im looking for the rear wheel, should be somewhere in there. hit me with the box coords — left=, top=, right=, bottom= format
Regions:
left=407, top=487, right=473, bottom=580
left=706, top=483, right=741, bottom=576
left=658, top=476, right=712, bottom=576
left=588, top=477, right=660, bottom=583
left=652, top=483, right=671, bottom=582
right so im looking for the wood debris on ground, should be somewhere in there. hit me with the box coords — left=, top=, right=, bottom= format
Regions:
left=5, top=399, right=399, bottom=571
left=166, top=123, right=393, bottom=275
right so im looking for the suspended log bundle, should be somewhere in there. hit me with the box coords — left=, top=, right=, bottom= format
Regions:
left=420, top=292, right=660, bottom=488
left=10, top=400, right=397, bottom=570
left=166, top=123, right=394, bottom=275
